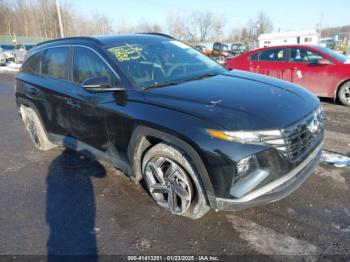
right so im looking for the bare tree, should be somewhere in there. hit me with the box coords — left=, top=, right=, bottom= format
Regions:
left=0, top=0, right=115, bottom=38
left=0, top=1, right=273, bottom=46
left=226, top=11, right=273, bottom=48
left=255, top=11, right=273, bottom=36
left=134, top=20, right=162, bottom=33
left=166, top=12, right=186, bottom=40
left=166, top=11, right=225, bottom=43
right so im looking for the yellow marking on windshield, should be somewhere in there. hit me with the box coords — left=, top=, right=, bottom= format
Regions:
left=108, top=46, right=143, bottom=62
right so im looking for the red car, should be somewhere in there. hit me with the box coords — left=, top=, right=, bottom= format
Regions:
left=226, top=45, right=350, bottom=106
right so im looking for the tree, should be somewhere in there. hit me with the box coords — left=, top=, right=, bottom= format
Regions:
left=255, top=11, right=273, bottom=36
left=166, top=11, right=225, bottom=43
left=166, top=12, right=186, bottom=40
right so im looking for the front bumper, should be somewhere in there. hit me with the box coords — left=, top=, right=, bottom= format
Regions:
left=209, top=142, right=322, bottom=211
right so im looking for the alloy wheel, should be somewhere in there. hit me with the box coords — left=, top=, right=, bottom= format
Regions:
left=144, top=157, right=193, bottom=214
left=341, top=83, right=350, bottom=105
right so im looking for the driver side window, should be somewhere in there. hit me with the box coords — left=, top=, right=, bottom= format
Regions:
left=73, top=47, right=114, bottom=85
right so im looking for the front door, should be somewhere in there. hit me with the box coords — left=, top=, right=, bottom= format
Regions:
left=62, top=46, right=118, bottom=153
left=288, top=47, right=334, bottom=96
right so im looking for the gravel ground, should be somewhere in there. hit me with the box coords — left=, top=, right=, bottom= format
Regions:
left=0, top=71, right=349, bottom=261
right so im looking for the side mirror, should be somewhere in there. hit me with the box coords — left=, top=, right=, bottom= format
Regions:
left=81, top=76, right=124, bottom=92
left=316, top=58, right=332, bottom=65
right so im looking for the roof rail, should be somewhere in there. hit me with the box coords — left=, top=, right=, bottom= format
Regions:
left=35, top=36, right=102, bottom=47
left=139, top=32, right=175, bottom=39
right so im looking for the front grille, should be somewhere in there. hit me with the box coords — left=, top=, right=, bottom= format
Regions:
left=261, top=107, right=324, bottom=162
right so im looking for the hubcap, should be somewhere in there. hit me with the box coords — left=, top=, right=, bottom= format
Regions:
left=144, top=157, right=193, bottom=214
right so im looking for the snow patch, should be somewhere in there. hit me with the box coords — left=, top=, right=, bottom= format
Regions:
left=226, top=214, right=318, bottom=256
left=0, top=61, right=21, bottom=72
left=332, top=223, right=350, bottom=233
left=321, top=150, right=350, bottom=167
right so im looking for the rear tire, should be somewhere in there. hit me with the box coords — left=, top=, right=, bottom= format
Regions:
left=338, top=81, right=350, bottom=106
left=20, top=105, right=57, bottom=151
left=142, top=143, right=209, bottom=219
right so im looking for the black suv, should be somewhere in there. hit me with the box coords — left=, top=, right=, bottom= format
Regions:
left=15, top=34, right=324, bottom=219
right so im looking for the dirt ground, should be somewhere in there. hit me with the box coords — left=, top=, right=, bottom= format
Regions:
left=0, top=71, right=349, bottom=261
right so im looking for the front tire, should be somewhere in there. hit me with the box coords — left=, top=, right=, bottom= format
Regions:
left=338, top=81, right=350, bottom=106
left=142, top=143, right=209, bottom=219
left=20, top=105, right=57, bottom=151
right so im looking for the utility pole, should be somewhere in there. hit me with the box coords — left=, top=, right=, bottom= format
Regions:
left=56, top=0, right=64, bottom=38
left=319, top=12, right=323, bottom=35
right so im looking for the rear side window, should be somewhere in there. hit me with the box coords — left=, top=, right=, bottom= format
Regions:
left=259, top=49, right=287, bottom=61
left=250, top=52, right=260, bottom=61
left=22, top=51, right=42, bottom=74
left=42, top=47, right=68, bottom=80
left=72, top=47, right=114, bottom=85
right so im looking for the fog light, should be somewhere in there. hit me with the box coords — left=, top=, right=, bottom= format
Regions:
left=235, top=155, right=259, bottom=181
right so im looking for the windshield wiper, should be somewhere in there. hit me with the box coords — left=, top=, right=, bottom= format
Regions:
left=143, top=72, right=220, bottom=90
left=186, top=72, right=219, bottom=81
left=143, top=81, right=183, bottom=90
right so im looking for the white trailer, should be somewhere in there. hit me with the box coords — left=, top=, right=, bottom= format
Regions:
left=258, top=30, right=319, bottom=48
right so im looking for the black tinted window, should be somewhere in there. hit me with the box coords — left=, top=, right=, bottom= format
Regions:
left=250, top=52, right=259, bottom=61
left=22, top=51, right=42, bottom=74
left=73, top=47, right=114, bottom=84
left=259, top=49, right=286, bottom=61
left=42, top=47, right=68, bottom=80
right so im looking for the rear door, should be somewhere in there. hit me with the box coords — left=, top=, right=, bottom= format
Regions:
left=250, top=48, right=292, bottom=81
left=40, top=46, right=72, bottom=136
left=288, top=47, right=334, bottom=96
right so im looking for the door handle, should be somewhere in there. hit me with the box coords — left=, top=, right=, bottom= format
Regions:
left=66, top=98, right=81, bottom=109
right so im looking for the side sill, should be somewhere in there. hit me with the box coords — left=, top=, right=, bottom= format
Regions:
left=48, top=133, right=130, bottom=174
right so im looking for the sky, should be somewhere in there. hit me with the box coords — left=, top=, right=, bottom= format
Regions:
left=69, top=0, right=349, bottom=32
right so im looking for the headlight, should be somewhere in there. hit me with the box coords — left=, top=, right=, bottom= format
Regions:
left=207, top=129, right=282, bottom=144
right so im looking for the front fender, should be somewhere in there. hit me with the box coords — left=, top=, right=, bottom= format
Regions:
left=127, top=125, right=216, bottom=207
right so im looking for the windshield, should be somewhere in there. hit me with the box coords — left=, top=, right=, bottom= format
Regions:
left=314, top=46, right=349, bottom=63
left=106, top=39, right=225, bottom=89
left=25, top=45, right=34, bottom=50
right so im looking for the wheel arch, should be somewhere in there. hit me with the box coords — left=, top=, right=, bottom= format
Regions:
left=127, top=125, right=215, bottom=206
left=334, top=78, right=350, bottom=102
left=16, top=97, right=49, bottom=135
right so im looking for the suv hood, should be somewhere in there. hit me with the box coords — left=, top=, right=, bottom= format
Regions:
left=143, top=70, right=319, bottom=130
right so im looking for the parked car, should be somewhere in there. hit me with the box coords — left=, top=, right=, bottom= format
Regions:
left=230, top=43, right=247, bottom=56
left=1, top=44, right=15, bottom=61
left=226, top=45, right=350, bottom=106
left=0, top=52, right=6, bottom=66
left=14, top=44, right=34, bottom=64
left=211, top=42, right=230, bottom=63
left=16, top=34, right=324, bottom=219
left=0, top=48, right=6, bottom=66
